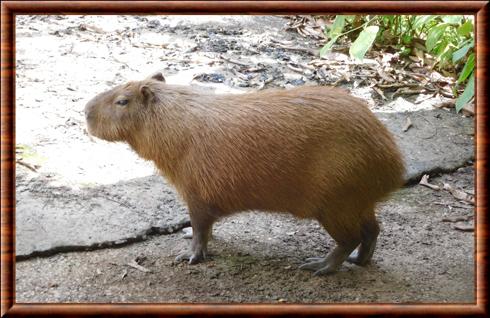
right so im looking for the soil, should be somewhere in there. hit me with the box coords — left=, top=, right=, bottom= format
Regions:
left=14, top=15, right=475, bottom=303
left=16, top=166, right=475, bottom=303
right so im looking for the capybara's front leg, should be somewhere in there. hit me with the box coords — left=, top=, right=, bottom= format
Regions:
left=175, top=205, right=215, bottom=265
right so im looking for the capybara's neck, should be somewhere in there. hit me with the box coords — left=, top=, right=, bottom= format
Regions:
left=125, top=85, right=212, bottom=183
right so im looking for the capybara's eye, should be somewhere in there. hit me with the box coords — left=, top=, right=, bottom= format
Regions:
left=116, top=99, right=129, bottom=106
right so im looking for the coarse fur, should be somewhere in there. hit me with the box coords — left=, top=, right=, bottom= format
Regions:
left=85, top=73, right=405, bottom=274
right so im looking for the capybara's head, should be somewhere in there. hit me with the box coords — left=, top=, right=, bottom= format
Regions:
left=84, top=72, right=166, bottom=141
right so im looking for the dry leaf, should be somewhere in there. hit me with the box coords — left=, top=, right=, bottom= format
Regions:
left=452, top=224, right=474, bottom=232
left=442, top=216, right=471, bottom=223
left=462, top=103, right=475, bottom=116
left=377, top=68, right=395, bottom=83
left=402, top=117, right=413, bottom=132
left=419, top=174, right=441, bottom=190
left=433, top=100, right=456, bottom=109
left=373, top=87, right=386, bottom=100
left=443, top=183, right=475, bottom=205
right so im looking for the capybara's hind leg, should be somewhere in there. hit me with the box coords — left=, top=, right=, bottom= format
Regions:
left=175, top=203, right=216, bottom=265
left=347, top=210, right=380, bottom=266
left=300, top=212, right=361, bottom=275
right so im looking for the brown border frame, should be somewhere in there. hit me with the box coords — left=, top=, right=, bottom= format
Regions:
left=1, top=1, right=488, bottom=317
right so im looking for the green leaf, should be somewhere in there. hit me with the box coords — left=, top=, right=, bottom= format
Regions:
left=455, top=73, right=474, bottom=112
left=425, top=23, right=449, bottom=52
left=452, top=40, right=474, bottom=63
left=413, top=15, right=437, bottom=29
left=400, top=46, right=411, bottom=56
left=382, top=15, right=394, bottom=27
left=435, top=40, right=451, bottom=64
left=402, top=34, right=413, bottom=45
left=328, top=16, right=346, bottom=38
left=344, top=15, right=355, bottom=24
left=319, top=36, right=339, bottom=57
left=442, top=15, right=463, bottom=24
left=457, top=20, right=473, bottom=37
left=457, top=53, right=475, bottom=83
left=349, top=26, right=379, bottom=61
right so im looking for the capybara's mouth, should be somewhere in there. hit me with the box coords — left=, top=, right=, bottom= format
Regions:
left=84, top=116, right=102, bottom=140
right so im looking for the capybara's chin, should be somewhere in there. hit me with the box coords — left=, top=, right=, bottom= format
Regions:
left=85, top=72, right=405, bottom=275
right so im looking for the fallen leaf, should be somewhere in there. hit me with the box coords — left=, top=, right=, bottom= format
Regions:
left=443, top=183, right=475, bottom=205
left=461, top=103, right=474, bottom=116
left=377, top=68, right=395, bottom=82
left=452, top=224, right=474, bottom=232
left=433, top=100, right=456, bottom=109
left=419, top=174, right=440, bottom=190
left=402, top=117, right=413, bottom=132
left=442, top=216, right=471, bottom=223
left=373, top=86, right=386, bottom=100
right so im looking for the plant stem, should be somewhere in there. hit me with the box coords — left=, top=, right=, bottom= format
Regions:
left=336, top=16, right=377, bottom=39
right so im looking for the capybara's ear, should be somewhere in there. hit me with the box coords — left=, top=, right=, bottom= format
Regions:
left=149, top=72, right=165, bottom=82
left=140, top=84, right=154, bottom=104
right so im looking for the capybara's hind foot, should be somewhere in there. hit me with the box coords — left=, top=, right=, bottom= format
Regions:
left=346, top=249, right=372, bottom=266
left=299, top=256, right=341, bottom=276
left=347, top=234, right=377, bottom=266
left=346, top=247, right=374, bottom=266
left=175, top=250, right=206, bottom=265
left=300, top=244, right=357, bottom=275
left=347, top=249, right=362, bottom=265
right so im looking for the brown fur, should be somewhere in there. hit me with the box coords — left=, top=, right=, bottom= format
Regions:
left=85, top=74, right=405, bottom=272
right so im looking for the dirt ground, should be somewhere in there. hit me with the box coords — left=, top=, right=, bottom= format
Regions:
left=16, top=166, right=475, bottom=303
left=14, top=15, right=475, bottom=303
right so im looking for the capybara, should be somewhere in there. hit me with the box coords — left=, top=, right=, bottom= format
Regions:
left=85, top=73, right=405, bottom=275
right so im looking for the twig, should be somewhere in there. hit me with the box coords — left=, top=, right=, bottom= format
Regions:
left=96, top=195, right=133, bottom=210
left=442, top=216, right=472, bottom=222
left=437, top=88, right=455, bottom=98
left=220, top=55, right=251, bottom=67
left=126, top=260, right=151, bottom=273
left=16, top=159, right=38, bottom=172
left=275, top=44, right=318, bottom=56
left=376, top=83, right=421, bottom=89
left=393, top=88, right=427, bottom=99
left=286, top=63, right=305, bottom=74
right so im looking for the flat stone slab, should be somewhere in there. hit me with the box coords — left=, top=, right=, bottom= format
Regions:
left=378, top=108, right=474, bottom=183
left=16, top=174, right=190, bottom=260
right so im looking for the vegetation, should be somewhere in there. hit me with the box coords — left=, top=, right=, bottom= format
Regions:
left=321, top=15, right=475, bottom=112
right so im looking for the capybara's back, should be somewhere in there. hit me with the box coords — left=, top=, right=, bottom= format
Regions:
left=85, top=73, right=405, bottom=275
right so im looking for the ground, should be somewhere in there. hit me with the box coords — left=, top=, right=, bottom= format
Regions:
left=14, top=15, right=475, bottom=303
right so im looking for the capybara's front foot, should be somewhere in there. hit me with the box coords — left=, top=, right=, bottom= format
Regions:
left=175, top=249, right=206, bottom=265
